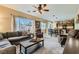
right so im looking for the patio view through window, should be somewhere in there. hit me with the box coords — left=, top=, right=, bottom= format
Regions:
left=15, top=17, right=34, bottom=31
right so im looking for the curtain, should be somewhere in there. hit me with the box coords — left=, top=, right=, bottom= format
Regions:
left=11, top=14, right=16, bottom=32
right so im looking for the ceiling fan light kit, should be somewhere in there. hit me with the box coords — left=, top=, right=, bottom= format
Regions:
left=31, top=4, right=49, bottom=14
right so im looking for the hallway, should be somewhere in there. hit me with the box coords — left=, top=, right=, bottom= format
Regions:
left=34, top=34, right=64, bottom=54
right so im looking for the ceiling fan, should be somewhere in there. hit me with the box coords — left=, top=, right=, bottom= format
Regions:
left=28, top=4, right=49, bottom=14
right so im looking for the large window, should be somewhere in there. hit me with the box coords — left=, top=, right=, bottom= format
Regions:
left=15, top=17, right=34, bottom=32
left=47, top=22, right=52, bottom=29
left=40, top=22, right=47, bottom=30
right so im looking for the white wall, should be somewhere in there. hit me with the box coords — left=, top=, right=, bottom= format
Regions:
left=74, top=8, right=79, bottom=30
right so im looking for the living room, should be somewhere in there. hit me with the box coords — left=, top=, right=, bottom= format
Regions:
left=0, top=4, right=79, bottom=54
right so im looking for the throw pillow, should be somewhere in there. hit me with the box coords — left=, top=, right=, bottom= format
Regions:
left=22, top=31, right=27, bottom=36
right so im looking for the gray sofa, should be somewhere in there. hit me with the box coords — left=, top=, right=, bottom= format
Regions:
left=1, top=31, right=29, bottom=45
left=0, top=31, right=33, bottom=54
left=0, top=31, right=29, bottom=54
left=0, top=45, right=16, bottom=54
left=0, top=39, right=16, bottom=54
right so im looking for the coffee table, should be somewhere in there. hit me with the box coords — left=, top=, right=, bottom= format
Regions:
left=20, top=39, right=44, bottom=54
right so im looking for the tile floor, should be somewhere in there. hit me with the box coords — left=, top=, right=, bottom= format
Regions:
left=33, top=34, right=64, bottom=54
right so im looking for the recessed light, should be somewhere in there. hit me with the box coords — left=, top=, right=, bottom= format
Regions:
left=53, top=15, right=55, bottom=17
left=27, top=11, right=31, bottom=12
left=56, top=17, right=58, bottom=19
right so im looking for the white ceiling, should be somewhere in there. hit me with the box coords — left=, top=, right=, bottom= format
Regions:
left=1, top=4, right=79, bottom=21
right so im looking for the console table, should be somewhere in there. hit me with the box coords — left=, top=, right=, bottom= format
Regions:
left=20, top=39, right=44, bottom=54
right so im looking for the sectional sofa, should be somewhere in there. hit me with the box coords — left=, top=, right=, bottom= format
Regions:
left=0, top=31, right=29, bottom=45
left=0, top=31, right=30, bottom=54
left=0, top=39, right=16, bottom=54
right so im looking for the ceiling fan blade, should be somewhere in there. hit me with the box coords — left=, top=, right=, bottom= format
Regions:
left=43, top=9, right=49, bottom=11
left=43, top=4, right=47, bottom=7
left=38, top=4, right=43, bottom=10
left=39, top=4, right=42, bottom=7
left=33, top=11, right=36, bottom=12
left=38, top=10, right=42, bottom=14
left=53, top=15, right=55, bottom=17
left=32, top=5, right=37, bottom=9
left=27, top=11, right=31, bottom=12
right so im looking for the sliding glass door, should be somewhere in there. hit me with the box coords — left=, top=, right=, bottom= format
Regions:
left=15, top=17, right=35, bottom=33
left=40, top=22, right=47, bottom=33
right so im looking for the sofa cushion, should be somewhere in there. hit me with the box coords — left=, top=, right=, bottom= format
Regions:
left=7, top=32, right=19, bottom=38
left=0, top=39, right=16, bottom=54
left=22, top=31, right=27, bottom=36
left=0, top=39, right=11, bottom=48
left=8, top=36, right=28, bottom=41
left=2, top=33, right=8, bottom=38
left=18, top=31, right=22, bottom=36
left=0, top=45, right=16, bottom=54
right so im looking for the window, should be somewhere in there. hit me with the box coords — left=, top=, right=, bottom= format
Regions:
left=15, top=17, right=34, bottom=32
left=40, top=22, right=46, bottom=30
left=48, top=22, right=51, bottom=29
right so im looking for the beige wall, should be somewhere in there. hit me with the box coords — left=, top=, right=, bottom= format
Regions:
left=0, top=5, right=48, bottom=32
left=0, top=6, right=11, bottom=32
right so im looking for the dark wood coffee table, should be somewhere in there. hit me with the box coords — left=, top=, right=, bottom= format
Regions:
left=20, top=39, right=44, bottom=54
